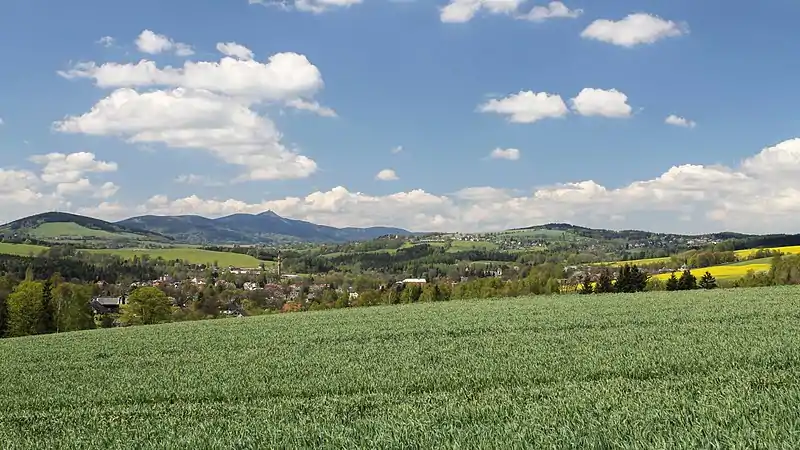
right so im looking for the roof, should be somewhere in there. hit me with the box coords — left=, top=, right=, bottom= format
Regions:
left=94, top=297, right=123, bottom=306
left=401, top=278, right=427, bottom=283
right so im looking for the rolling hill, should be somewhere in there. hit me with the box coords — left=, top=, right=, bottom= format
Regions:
left=117, top=210, right=414, bottom=244
left=0, top=212, right=171, bottom=243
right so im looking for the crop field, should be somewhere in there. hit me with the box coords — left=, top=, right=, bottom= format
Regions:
left=604, top=245, right=800, bottom=268
left=0, top=242, right=48, bottom=256
left=27, top=222, right=123, bottom=239
left=85, top=247, right=270, bottom=267
left=652, top=262, right=771, bottom=281
left=3, top=287, right=800, bottom=448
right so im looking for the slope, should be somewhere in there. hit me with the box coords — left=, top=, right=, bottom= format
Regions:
left=0, top=212, right=170, bottom=243
left=2, top=287, right=800, bottom=447
left=117, top=210, right=413, bottom=244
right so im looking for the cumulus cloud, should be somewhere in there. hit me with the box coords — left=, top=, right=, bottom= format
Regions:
left=96, top=36, right=115, bottom=47
left=216, top=42, right=254, bottom=60
left=581, top=13, right=687, bottom=47
left=375, top=169, right=399, bottom=181
left=489, top=148, right=520, bottom=160
left=285, top=98, right=338, bottom=117
left=56, top=45, right=330, bottom=181
left=57, top=52, right=324, bottom=102
left=29, top=151, right=117, bottom=184
left=517, top=1, right=583, bottom=21
left=135, top=30, right=194, bottom=56
left=665, top=114, right=696, bottom=128
left=67, top=138, right=800, bottom=234
left=0, top=152, right=123, bottom=220
left=249, top=0, right=363, bottom=14
left=54, top=88, right=317, bottom=181
left=28, top=152, right=119, bottom=200
left=570, top=88, right=632, bottom=118
left=440, top=0, right=581, bottom=23
left=478, top=91, right=569, bottom=123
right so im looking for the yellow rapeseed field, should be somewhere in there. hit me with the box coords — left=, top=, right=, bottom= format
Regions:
left=600, top=245, right=800, bottom=268
left=652, top=263, right=771, bottom=281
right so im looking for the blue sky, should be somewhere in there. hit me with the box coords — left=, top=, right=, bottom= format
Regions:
left=1, top=0, right=800, bottom=233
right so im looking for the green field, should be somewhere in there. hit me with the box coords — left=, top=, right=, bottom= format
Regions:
left=0, top=242, right=268, bottom=267
left=0, top=242, right=48, bottom=256
left=85, top=248, right=269, bottom=267
left=3, top=287, right=800, bottom=448
left=27, top=222, right=124, bottom=239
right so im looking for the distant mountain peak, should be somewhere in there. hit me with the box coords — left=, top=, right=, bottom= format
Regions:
left=258, top=210, right=282, bottom=218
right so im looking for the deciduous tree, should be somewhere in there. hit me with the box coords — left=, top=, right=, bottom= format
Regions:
left=6, top=281, right=44, bottom=337
left=120, top=287, right=172, bottom=326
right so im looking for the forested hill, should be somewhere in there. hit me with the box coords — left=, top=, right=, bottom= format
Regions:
left=116, top=211, right=413, bottom=244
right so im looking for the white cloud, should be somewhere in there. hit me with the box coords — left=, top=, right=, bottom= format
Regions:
left=375, top=169, right=399, bottom=181
left=216, top=42, right=254, bottom=60
left=517, top=1, right=582, bottom=21
left=490, top=148, right=520, bottom=160
left=440, top=0, right=581, bottom=23
left=665, top=114, right=696, bottom=128
left=249, top=0, right=363, bottom=14
left=391, top=145, right=403, bottom=154
left=0, top=117, right=4, bottom=125
left=96, top=36, right=115, bottom=47
left=54, top=88, right=317, bottom=181
left=56, top=44, right=330, bottom=182
left=570, top=88, right=632, bottom=118
left=581, top=13, right=687, bottom=47
left=69, top=138, right=800, bottom=234
left=478, top=91, right=569, bottom=123
left=286, top=98, right=338, bottom=117
left=58, top=52, right=323, bottom=102
left=29, top=151, right=117, bottom=184
left=135, top=30, right=194, bottom=56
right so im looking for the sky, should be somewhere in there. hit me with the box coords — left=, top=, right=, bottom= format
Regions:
left=2, top=0, right=800, bottom=234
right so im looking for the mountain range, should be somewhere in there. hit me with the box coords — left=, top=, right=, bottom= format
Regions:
left=0, top=211, right=414, bottom=244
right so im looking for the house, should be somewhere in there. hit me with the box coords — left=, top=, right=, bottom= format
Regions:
left=91, top=296, right=126, bottom=315
left=396, top=278, right=427, bottom=286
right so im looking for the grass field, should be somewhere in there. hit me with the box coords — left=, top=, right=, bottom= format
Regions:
left=0, top=242, right=48, bottom=256
left=0, top=242, right=268, bottom=267
left=85, top=248, right=270, bottom=267
left=3, top=287, right=800, bottom=448
left=27, top=222, right=122, bottom=239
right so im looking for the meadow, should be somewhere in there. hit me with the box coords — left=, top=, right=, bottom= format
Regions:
left=85, top=247, right=269, bottom=267
left=3, top=287, right=800, bottom=448
left=0, top=242, right=48, bottom=257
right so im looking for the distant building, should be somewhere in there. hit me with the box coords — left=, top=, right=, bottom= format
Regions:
left=397, top=278, right=427, bottom=285
left=91, top=296, right=125, bottom=315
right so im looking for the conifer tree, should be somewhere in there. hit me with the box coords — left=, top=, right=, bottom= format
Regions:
left=665, top=272, right=679, bottom=291
left=678, top=269, right=698, bottom=290
left=699, top=271, right=718, bottom=289
left=579, top=275, right=594, bottom=294
left=595, top=269, right=614, bottom=294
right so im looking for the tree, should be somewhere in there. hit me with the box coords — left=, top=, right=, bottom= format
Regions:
left=615, top=265, right=632, bottom=293
left=665, top=272, right=679, bottom=291
left=677, top=269, right=698, bottom=290
left=594, top=269, right=614, bottom=294
left=579, top=275, right=594, bottom=294
left=37, top=279, right=56, bottom=334
left=629, top=265, right=648, bottom=292
left=699, top=271, right=718, bottom=290
left=120, top=287, right=172, bottom=326
left=52, top=283, right=95, bottom=332
left=6, top=281, right=44, bottom=337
